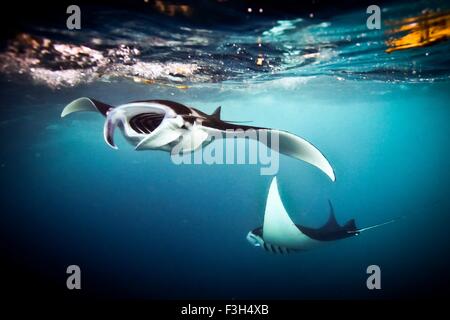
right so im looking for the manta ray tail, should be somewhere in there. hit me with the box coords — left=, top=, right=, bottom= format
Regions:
left=61, top=97, right=113, bottom=118
left=348, top=218, right=401, bottom=234
left=223, top=120, right=253, bottom=124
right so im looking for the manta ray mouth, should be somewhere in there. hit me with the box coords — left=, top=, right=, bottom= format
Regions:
left=129, top=113, right=165, bottom=134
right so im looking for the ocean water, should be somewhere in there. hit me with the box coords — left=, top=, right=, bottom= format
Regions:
left=1, top=0, right=450, bottom=299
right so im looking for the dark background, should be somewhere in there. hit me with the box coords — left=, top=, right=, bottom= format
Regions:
left=1, top=0, right=450, bottom=302
left=0, top=0, right=396, bottom=42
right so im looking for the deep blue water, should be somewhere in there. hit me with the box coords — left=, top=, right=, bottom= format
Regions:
left=1, top=0, right=450, bottom=299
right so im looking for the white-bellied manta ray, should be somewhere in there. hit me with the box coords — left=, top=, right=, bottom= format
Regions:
left=61, top=97, right=335, bottom=181
left=247, top=177, right=397, bottom=254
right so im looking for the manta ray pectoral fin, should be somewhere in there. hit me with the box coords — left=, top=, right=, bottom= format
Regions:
left=61, top=97, right=113, bottom=118
left=201, top=126, right=334, bottom=180
left=174, top=123, right=209, bottom=153
left=268, top=130, right=335, bottom=182
left=262, top=177, right=311, bottom=247
left=135, top=117, right=184, bottom=150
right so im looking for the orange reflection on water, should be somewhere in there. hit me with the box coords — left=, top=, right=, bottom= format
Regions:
left=386, top=10, right=450, bottom=53
left=154, top=0, right=192, bottom=17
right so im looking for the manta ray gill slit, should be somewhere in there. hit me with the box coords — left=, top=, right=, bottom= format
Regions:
left=129, top=113, right=165, bottom=134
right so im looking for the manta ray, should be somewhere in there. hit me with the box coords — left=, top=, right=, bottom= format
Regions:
left=61, top=98, right=335, bottom=181
left=247, top=177, right=397, bottom=254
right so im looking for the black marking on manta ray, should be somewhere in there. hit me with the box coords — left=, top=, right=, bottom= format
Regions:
left=252, top=227, right=263, bottom=237
left=266, top=244, right=289, bottom=255
left=271, top=245, right=277, bottom=254
left=180, top=115, right=198, bottom=126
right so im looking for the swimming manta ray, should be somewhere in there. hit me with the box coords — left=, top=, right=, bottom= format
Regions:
left=247, top=177, right=396, bottom=254
left=61, top=98, right=335, bottom=181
